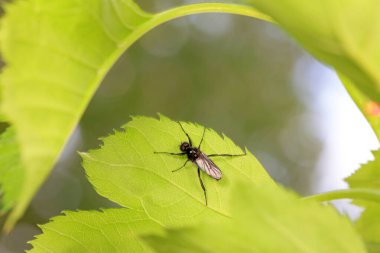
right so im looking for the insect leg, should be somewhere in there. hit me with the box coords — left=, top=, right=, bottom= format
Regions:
left=172, top=159, right=190, bottom=172
left=177, top=121, right=193, bottom=147
left=207, top=152, right=246, bottom=157
left=197, top=167, right=208, bottom=206
left=154, top=151, right=186, bottom=156
left=198, top=126, right=206, bottom=149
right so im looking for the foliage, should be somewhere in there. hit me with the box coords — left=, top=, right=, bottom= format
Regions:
left=30, top=209, right=162, bottom=253
left=30, top=115, right=274, bottom=252
left=82, top=115, right=273, bottom=216
left=0, top=0, right=379, bottom=252
left=346, top=150, right=380, bottom=252
left=146, top=183, right=366, bottom=253
left=248, top=0, right=380, bottom=103
left=0, top=127, right=23, bottom=212
left=29, top=116, right=365, bottom=252
left=0, top=0, right=269, bottom=230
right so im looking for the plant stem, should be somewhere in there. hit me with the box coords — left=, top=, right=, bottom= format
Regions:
left=303, top=188, right=380, bottom=204
left=152, top=3, right=273, bottom=24
left=117, top=3, right=273, bottom=58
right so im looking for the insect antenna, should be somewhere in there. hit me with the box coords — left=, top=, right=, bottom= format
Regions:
left=207, top=152, right=246, bottom=157
left=177, top=121, right=193, bottom=146
left=154, top=151, right=185, bottom=156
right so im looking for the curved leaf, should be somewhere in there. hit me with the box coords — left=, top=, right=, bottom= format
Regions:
left=247, top=0, right=380, bottom=102
left=81, top=115, right=274, bottom=226
left=0, top=0, right=269, bottom=230
left=0, top=0, right=150, bottom=230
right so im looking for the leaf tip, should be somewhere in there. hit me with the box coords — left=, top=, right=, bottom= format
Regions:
left=157, top=113, right=172, bottom=123
left=78, top=151, right=89, bottom=160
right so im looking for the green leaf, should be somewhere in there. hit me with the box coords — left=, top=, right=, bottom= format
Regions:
left=0, top=0, right=149, bottom=230
left=346, top=149, right=380, bottom=252
left=346, top=149, right=380, bottom=191
left=28, top=208, right=162, bottom=253
left=29, top=116, right=274, bottom=252
left=145, top=182, right=367, bottom=253
left=82, top=115, right=275, bottom=226
left=0, top=126, right=23, bottom=212
left=0, top=0, right=268, bottom=230
left=246, top=0, right=380, bottom=102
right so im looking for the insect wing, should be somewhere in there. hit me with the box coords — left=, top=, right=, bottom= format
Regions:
left=195, top=153, right=222, bottom=180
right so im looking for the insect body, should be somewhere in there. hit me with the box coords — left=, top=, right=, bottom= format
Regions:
left=179, top=142, right=222, bottom=180
left=155, top=121, right=246, bottom=205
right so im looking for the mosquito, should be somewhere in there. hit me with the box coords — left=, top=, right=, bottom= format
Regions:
left=154, top=121, right=246, bottom=205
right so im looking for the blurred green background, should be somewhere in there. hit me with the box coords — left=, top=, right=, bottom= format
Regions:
left=1, top=0, right=377, bottom=252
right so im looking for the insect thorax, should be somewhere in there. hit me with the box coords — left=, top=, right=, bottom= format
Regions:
left=186, top=147, right=200, bottom=161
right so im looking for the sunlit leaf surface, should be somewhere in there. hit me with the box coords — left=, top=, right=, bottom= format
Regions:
left=0, top=127, right=23, bottom=212
left=29, top=209, right=162, bottom=253
left=82, top=115, right=274, bottom=226
left=29, top=115, right=274, bottom=252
